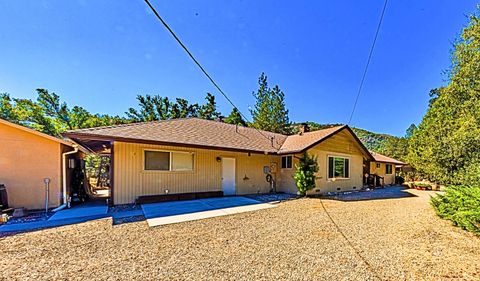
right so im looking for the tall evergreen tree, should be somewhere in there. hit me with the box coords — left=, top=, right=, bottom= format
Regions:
left=198, top=93, right=220, bottom=120
left=250, top=73, right=291, bottom=134
left=224, top=107, right=246, bottom=126
left=405, top=123, right=417, bottom=138
left=408, top=11, right=480, bottom=186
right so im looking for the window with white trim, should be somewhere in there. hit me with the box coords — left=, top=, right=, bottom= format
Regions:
left=328, top=156, right=350, bottom=179
left=281, top=155, right=293, bottom=169
left=144, top=150, right=194, bottom=171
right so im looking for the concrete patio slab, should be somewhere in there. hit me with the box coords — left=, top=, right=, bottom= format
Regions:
left=143, top=196, right=276, bottom=227
left=48, top=206, right=108, bottom=221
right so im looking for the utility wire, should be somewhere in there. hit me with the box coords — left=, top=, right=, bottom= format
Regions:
left=143, top=0, right=278, bottom=146
left=348, top=0, right=389, bottom=125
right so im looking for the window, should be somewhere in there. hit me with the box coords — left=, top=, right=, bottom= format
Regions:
left=171, top=152, right=194, bottom=171
left=144, top=150, right=194, bottom=171
left=328, top=156, right=350, bottom=179
left=386, top=164, right=393, bottom=174
left=145, top=151, right=170, bottom=170
left=281, top=155, right=292, bottom=169
left=376, top=163, right=381, bottom=169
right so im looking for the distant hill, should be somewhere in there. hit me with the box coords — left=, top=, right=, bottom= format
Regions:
left=291, top=122, right=398, bottom=152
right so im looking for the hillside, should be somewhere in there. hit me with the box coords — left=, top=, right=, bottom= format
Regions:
left=291, top=122, right=398, bottom=153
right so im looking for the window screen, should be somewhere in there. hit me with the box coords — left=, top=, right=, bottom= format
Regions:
left=171, top=152, right=194, bottom=171
left=145, top=151, right=170, bottom=170
left=281, top=156, right=292, bottom=169
left=328, top=156, right=350, bottom=178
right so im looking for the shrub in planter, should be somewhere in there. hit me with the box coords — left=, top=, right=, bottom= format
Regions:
left=431, top=186, right=480, bottom=235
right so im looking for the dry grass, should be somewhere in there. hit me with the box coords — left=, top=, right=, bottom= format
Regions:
left=1, top=189, right=479, bottom=280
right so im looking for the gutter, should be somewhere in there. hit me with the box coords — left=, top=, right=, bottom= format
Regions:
left=53, top=146, right=78, bottom=212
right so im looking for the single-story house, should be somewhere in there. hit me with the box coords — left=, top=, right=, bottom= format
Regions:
left=64, top=118, right=404, bottom=206
left=369, top=152, right=406, bottom=185
left=0, top=118, right=78, bottom=210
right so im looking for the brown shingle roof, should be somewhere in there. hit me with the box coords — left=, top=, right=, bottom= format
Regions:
left=65, top=118, right=287, bottom=153
left=64, top=118, right=372, bottom=159
left=278, top=125, right=346, bottom=154
left=370, top=152, right=406, bottom=165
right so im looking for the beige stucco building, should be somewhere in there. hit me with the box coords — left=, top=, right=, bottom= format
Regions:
left=369, top=152, right=406, bottom=185
left=0, top=118, right=76, bottom=210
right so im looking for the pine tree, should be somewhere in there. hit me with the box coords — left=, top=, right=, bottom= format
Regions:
left=224, top=107, right=246, bottom=126
left=198, top=93, right=220, bottom=120
left=250, top=73, right=291, bottom=134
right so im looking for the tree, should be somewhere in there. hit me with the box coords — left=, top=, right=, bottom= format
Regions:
left=407, top=11, right=480, bottom=186
left=377, top=136, right=409, bottom=162
left=198, top=93, right=220, bottom=120
left=127, top=93, right=222, bottom=121
left=250, top=73, right=291, bottom=134
left=0, top=93, right=20, bottom=123
left=405, top=123, right=417, bottom=138
left=0, top=89, right=128, bottom=136
left=126, top=95, right=172, bottom=122
left=224, top=107, right=246, bottom=126
left=293, top=152, right=319, bottom=196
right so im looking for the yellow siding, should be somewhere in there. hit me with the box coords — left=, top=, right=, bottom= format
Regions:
left=278, top=130, right=367, bottom=194
left=113, top=141, right=279, bottom=204
left=370, top=162, right=395, bottom=184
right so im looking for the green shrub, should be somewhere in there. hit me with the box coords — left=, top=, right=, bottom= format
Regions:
left=293, top=152, right=319, bottom=196
left=431, top=186, right=480, bottom=235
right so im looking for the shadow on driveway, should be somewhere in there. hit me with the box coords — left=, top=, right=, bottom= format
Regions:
left=323, top=186, right=418, bottom=202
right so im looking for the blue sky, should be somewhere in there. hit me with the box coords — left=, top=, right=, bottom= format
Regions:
left=0, top=1, right=478, bottom=136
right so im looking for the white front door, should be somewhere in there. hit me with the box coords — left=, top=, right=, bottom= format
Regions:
left=221, top=157, right=236, bottom=196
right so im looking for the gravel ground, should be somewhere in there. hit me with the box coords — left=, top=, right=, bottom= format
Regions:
left=1, top=189, right=479, bottom=280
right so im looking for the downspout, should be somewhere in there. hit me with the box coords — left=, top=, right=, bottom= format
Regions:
left=53, top=146, right=78, bottom=212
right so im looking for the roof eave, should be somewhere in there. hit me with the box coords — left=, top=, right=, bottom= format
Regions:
left=63, top=132, right=279, bottom=155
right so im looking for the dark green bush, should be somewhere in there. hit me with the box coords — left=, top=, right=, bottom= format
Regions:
left=431, top=186, right=480, bottom=235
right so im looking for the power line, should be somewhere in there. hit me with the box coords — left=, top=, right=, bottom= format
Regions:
left=143, top=0, right=277, bottom=144
left=348, top=0, right=389, bottom=125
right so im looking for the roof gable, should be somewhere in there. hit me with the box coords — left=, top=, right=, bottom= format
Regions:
left=278, top=125, right=373, bottom=160
left=0, top=118, right=73, bottom=146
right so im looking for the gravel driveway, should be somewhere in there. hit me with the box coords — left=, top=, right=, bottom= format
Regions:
left=1, top=188, right=479, bottom=280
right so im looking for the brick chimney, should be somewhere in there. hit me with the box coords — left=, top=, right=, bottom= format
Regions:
left=298, top=123, right=310, bottom=135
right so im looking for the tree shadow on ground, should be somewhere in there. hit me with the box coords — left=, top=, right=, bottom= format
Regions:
left=321, top=186, right=419, bottom=202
